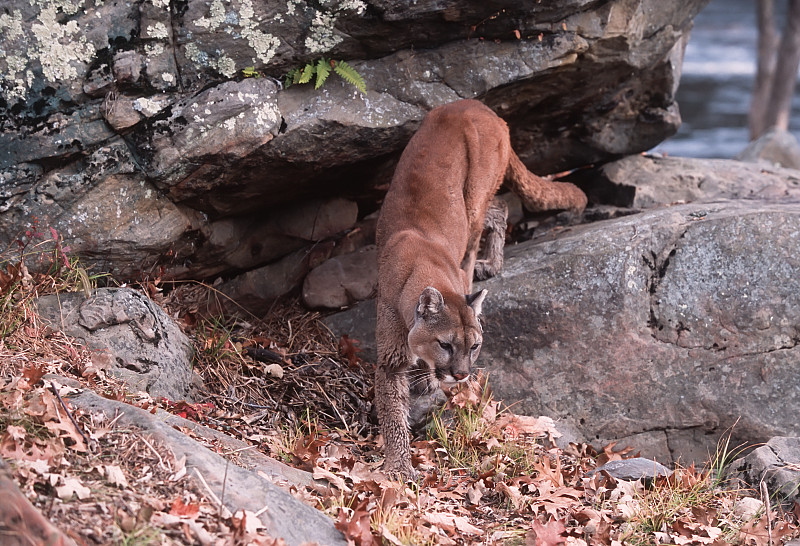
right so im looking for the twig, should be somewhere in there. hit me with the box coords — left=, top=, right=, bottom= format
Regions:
left=220, top=459, right=230, bottom=521
left=316, top=380, right=350, bottom=434
left=48, top=381, right=89, bottom=445
left=139, top=435, right=168, bottom=471
left=193, top=468, right=231, bottom=518
left=245, top=346, right=286, bottom=363
left=760, top=480, right=773, bottom=546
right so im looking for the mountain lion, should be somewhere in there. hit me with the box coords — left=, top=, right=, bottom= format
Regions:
left=375, top=99, right=587, bottom=478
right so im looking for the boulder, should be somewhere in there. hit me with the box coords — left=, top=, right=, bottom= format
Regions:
left=738, top=128, right=800, bottom=170
left=326, top=198, right=800, bottom=465
left=576, top=154, right=800, bottom=209
left=727, top=437, right=800, bottom=507
left=302, top=245, right=378, bottom=309
left=36, top=287, right=198, bottom=401
left=1, top=0, right=709, bottom=284
left=589, top=458, right=672, bottom=482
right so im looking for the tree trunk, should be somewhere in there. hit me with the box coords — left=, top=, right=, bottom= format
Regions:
left=749, top=0, right=777, bottom=139
left=750, top=0, right=800, bottom=139
left=763, top=0, right=800, bottom=133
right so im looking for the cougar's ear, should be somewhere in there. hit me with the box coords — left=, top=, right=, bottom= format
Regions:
left=466, top=289, right=488, bottom=317
left=416, top=287, right=445, bottom=319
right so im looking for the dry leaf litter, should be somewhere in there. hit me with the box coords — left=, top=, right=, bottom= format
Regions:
left=1, top=246, right=799, bottom=545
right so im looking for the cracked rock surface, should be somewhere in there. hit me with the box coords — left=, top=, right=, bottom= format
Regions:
left=478, top=200, right=800, bottom=464
left=36, top=287, right=199, bottom=401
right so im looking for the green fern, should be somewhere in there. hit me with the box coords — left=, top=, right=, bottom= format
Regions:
left=332, top=60, right=366, bottom=94
left=284, top=67, right=301, bottom=87
left=298, top=62, right=315, bottom=84
left=315, top=58, right=332, bottom=89
left=283, top=57, right=366, bottom=94
left=242, top=66, right=261, bottom=78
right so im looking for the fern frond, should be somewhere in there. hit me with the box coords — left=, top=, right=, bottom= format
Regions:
left=315, top=58, right=332, bottom=90
left=242, top=66, right=259, bottom=78
left=285, top=67, right=301, bottom=87
left=298, top=63, right=315, bottom=84
left=333, top=60, right=366, bottom=94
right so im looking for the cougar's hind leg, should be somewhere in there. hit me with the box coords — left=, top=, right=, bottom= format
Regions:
left=474, top=197, right=508, bottom=281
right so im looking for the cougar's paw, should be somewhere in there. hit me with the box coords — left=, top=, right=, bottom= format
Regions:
left=473, top=259, right=497, bottom=281
left=383, top=460, right=418, bottom=482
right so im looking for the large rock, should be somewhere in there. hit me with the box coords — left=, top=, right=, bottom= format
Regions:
left=579, top=154, right=800, bottom=208
left=326, top=197, right=800, bottom=465
left=0, top=0, right=709, bottom=284
left=727, top=437, right=800, bottom=507
left=302, top=245, right=378, bottom=309
left=36, top=287, right=198, bottom=401
left=480, top=199, right=800, bottom=463
left=738, top=128, right=800, bottom=170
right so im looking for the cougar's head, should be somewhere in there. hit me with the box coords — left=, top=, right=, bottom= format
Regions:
left=408, top=286, right=487, bottom=389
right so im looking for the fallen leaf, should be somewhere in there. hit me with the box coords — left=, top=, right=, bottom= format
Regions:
left=466, top=480, right=485, bottom=505
left=422, top=512, right=483, bottom=536
left=232, top=510, right=264, bottom=534
left=339, top=335, right=363, bottom=368
left=496, top=481, right=524, bottom=511
left=494, top=414, right=561, bottom=441
left=21, top=364, right=47, bottom=386
left=313, top=466, right=351, bottom=493
left=169, top=498, right=201, bottom=519
left=527, top=518, right=567, bottom=546
left=56, top=477, right=91, bottom=500
left=6, top=425, right=26, bottom=442
left=335, top=501, right=375, bottom=546
left=104, top=464, right=129, bottom=488
left=453, top=515, right=483, bottom=535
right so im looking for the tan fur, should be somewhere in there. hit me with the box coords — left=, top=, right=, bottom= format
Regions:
left=375, top=100, right=587, bottom=478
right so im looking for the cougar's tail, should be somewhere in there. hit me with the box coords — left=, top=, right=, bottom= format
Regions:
left=505, top=151, right=587, bottom=213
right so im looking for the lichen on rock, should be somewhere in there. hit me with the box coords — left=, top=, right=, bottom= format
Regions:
left=31, top=5, right=96, bottom=83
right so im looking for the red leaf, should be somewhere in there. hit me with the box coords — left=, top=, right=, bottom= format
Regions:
left=339, top=335, right=363, bottom=368
left=21, top=364, right=47, bottom=387
left=335, top=500, right=375, bottom=545
left=169, top=498, right=200, bottom=519
left=526, top=518, right=567, bottom=546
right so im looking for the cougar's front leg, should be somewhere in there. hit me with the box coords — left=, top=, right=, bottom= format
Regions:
left=474, top=197, right=508, bottom=280
left=375, top=359, right=414, bottom=478
left=375, top=308, right=415, bottom=479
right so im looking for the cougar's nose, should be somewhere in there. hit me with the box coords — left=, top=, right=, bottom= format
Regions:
left=452, top=372, right=469, bottom=381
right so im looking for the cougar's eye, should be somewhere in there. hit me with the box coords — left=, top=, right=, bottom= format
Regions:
left=438, top=340, right=453, bottom=353
left=470, top=342, right=481, bottom=352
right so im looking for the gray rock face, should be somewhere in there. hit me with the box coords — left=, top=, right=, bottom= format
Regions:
left=727, top=437, right=800, bottom=507
left=326, top=197, right=800, bottom=465
left=0, top=0, right=708, bottom=285
left=582, top=154, right=800, bottom=209
left=482, top=200, right=800, bottom=464
left=302, top=245, right=377, bottom=309
left=36, top=287, right=197, bottom=401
